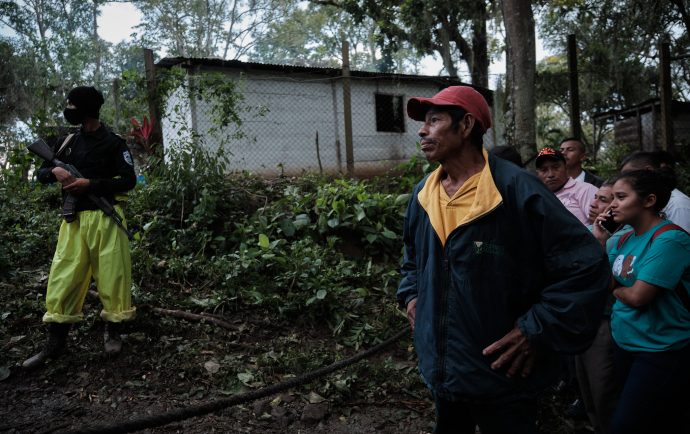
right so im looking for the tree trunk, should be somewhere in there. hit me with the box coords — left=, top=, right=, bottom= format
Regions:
left=92, top=0, right=102, bottom=87
left=437, top=26, right=459, bottom=78
left=501, top=0, right=536, bottom=164
left=471, top=2, right=489, bottom=88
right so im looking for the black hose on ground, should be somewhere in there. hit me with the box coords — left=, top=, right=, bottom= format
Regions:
left=64, top=327, right=409, bottom=434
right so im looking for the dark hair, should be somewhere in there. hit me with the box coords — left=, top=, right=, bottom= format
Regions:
left=619, top=151, right=677, bottom=189
left=619, top=151, right=661, bottom=171
left=438, top=106, right=485, bottom=148
left=491, top=145, right=523, bottom=167
left=614, top=169, right=675, bottom=213
left=559, top=137, right=585, bottom=153
left=653, top=149, right=676, bottom=168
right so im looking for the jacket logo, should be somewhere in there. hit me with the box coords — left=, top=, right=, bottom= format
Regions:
left=123, top=150, right=133, bottom=166
left=473, top=241, right=504, bottom=256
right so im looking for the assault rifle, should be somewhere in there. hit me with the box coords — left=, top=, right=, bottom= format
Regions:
left=28, top=138, right=134, bottom=241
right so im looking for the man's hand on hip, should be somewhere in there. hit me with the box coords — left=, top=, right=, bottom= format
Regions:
left=482, top=326, right=536, bottom=378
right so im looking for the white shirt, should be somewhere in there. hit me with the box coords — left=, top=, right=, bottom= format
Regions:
left=662, top=188, right=690, bottom=232
left=574, top=170, right=586, bottom=184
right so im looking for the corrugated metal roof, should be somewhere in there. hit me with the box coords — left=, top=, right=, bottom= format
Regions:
left=155, top=57, right=493, bottom=103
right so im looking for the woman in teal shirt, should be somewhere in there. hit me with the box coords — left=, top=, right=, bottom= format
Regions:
left=593, top=169, right=690, bottom=434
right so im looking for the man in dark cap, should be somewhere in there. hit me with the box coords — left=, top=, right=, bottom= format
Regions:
left=397, top=86, right=611, bottom=433
left=23, top=86, right=137, bottom=369
left=535, top=147, right=598, bottom=225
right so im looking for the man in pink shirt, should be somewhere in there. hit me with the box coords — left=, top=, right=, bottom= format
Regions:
left=536, top=147, right=598, bottom=225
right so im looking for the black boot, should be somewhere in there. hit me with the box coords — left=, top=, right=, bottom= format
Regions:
left=104, top=322, right=123, bottom=355
left=22, top=323, right=70, bottom=370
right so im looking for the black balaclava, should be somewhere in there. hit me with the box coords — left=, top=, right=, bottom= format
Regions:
left=63, top=86, right=105, bottom=125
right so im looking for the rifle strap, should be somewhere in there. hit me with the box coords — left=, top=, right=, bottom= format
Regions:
left=56, top=133, right=76, bottom=157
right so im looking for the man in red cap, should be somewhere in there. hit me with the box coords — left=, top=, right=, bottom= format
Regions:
left=397, top=86, right=611, bottom=433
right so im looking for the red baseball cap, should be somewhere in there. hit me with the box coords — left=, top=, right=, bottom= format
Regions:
left=407, top=86, right=492, bottom=132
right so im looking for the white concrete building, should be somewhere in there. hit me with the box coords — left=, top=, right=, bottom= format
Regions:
left=156, top=58, right=493, bottom=176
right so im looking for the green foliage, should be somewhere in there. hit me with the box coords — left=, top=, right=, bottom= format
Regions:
left=536, top=0, right=690, bottom=157
left=335, top=0, right=494, bottom=79
left=126, top=149, right=409, bottom=346
left=134, top=0, right=286, bottom=59
left=0, top=180, right=60, bottom=277
left=249, top=2, right=422, bottom=72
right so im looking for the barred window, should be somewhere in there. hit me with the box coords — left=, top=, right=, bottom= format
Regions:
left=375, top=93, right=405, bottom=133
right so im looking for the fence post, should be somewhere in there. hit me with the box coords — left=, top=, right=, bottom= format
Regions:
left=567, top=34, right=581, bottom=140
left=143, top=48, right=163, bottom=155
left=112, top=78, right=121, bottom=134
left=659, top=39, right=673, bottom=151
left=342, top=41, right=354, bottom=176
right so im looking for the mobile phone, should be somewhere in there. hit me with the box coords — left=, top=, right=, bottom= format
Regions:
left=600, top=211, right=621, bottom=235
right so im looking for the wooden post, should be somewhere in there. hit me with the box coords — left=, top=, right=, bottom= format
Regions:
left=342, top=41, right=354, bottom=177
left=143, top=48, right=163, bottom=155
left=567, top=34, right=581, bottom=140
left=315, top=131, right=323, bottom=175
left=330, top=81, right=342, bottom=173
left=112, top=78, right=120, bottom=134
left=636, top=108, right=643, bottom=150
left=659, top=40, right=673, bottom=151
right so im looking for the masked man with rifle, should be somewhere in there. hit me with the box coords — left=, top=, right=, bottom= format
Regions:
left=23, top=86, right=137, bottom=369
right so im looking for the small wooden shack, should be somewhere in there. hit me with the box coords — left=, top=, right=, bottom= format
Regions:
left=594, top=98, right=690, bottom=152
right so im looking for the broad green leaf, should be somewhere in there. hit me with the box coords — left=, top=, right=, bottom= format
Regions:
left=395, top=193, right=411, bottom=205
left=382, top=229, right=397, bottom=239
left=237, top=372, right=254, bottom=385
left=258, top=233, right=269, bottom=249
left=316, top=289, right=327, bottom=299
left=355, top=205, right=366, bottom=221
left=294, top=214, right=310, bottom=228
left=280, top=219, right=296, bottom=236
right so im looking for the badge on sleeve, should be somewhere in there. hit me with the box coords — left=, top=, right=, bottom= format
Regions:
left=123, top=150, right=134, bottom=166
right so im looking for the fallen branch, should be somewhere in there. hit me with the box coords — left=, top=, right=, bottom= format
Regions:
left=145, top=306, right=239, bottom=332
left=86, top=290, right=238, bottom=332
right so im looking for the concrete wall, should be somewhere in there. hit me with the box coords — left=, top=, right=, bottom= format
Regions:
left=161, top=68, right=493, bottom=176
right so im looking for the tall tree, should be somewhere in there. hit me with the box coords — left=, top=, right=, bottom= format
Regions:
left=134, top=0, right=288, bottom=59
left=0, top=0, right=101, bottom=126
left=249, top=2, right=422, bottom=72
left=537, top=0, right=690, bottom=157
left=501, top=0, right=536, bottom=161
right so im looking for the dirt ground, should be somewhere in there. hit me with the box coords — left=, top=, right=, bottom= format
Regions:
left=0, top=278, right=591, bottom=434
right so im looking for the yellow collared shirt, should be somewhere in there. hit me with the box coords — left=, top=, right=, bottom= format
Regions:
left=418, top=149, right=503, bottom=246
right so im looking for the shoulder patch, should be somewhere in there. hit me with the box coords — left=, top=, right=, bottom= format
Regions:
left=123, top=150, right=134, bottom=166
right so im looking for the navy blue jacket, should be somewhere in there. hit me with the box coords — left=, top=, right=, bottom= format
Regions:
left=397, top=154, right=611, bottom=401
